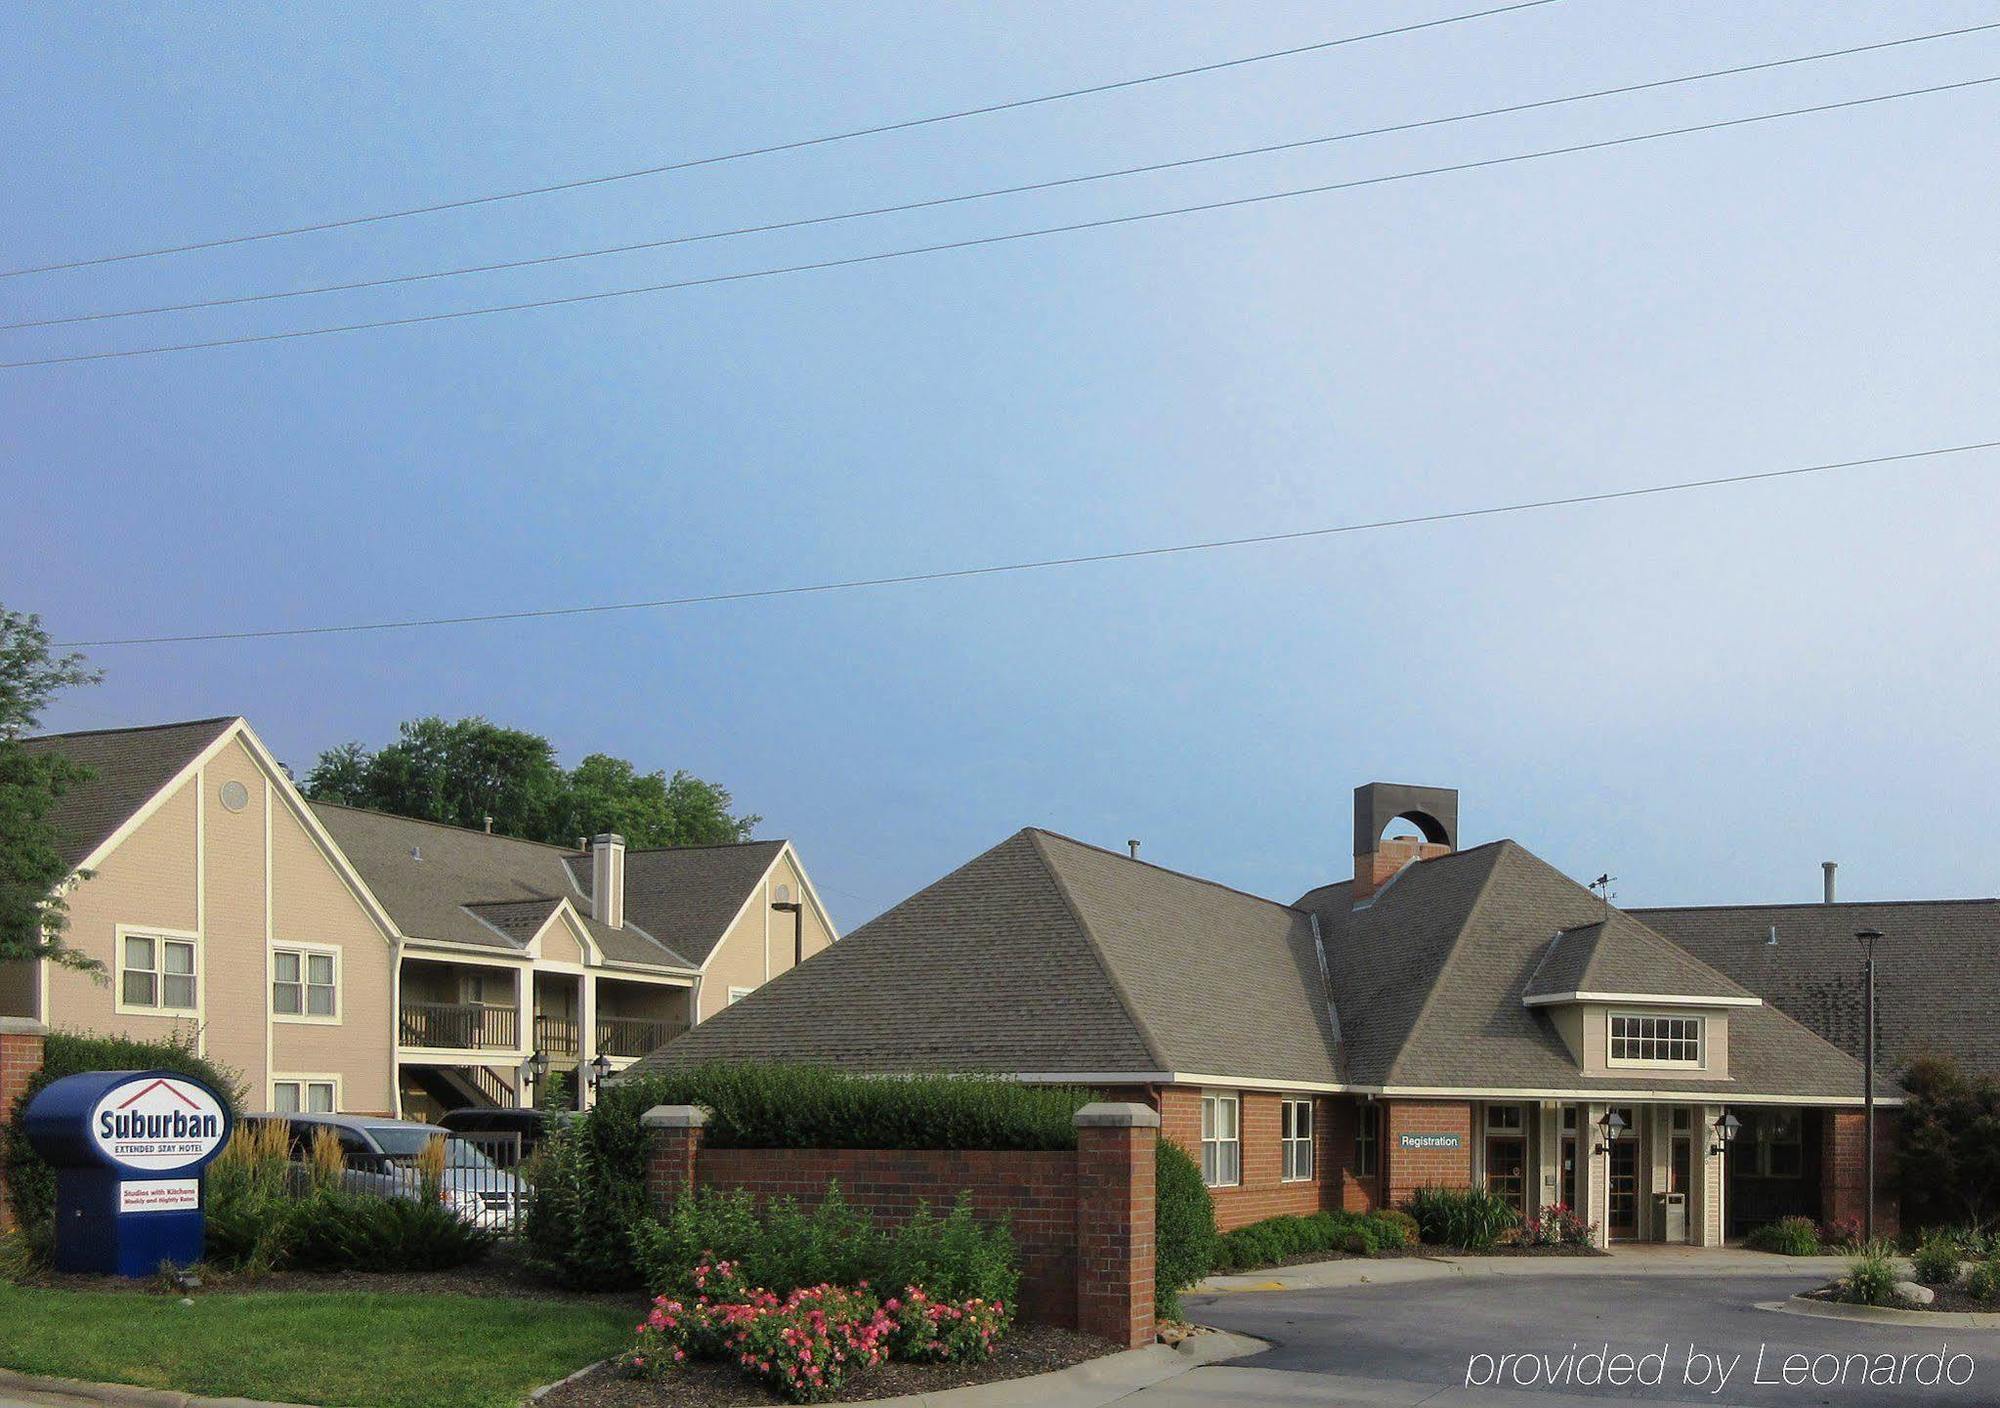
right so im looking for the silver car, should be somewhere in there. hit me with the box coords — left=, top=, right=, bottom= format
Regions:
left=243, top=1112, right=527, bottom=1230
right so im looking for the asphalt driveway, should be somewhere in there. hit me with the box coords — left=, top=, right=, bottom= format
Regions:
left=1176, top=1272, right=1994, bottom=1406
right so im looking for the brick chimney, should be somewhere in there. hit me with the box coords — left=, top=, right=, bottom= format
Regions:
left=591, top=833, right=626, bottom=929
left=1353, top=782, right=1458, bottom=902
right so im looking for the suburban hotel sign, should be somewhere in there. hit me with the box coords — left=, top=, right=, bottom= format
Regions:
left=24, top=1069, right=233, bottom=1275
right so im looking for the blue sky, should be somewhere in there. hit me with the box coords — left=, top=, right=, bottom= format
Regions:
left=6, top=2, right=1999, bottom=929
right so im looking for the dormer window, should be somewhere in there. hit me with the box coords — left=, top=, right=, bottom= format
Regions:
left=1608, top=1013, right=1703, bottom=1067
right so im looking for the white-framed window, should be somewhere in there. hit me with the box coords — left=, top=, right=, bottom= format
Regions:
left=1200, top=1091, right=1240, bottom=1187
left=1355, top=1103, right=1379, bottom=1177
left=272, top=1078, right=338, bottom=1114
left=273, top=945, right=339, bottom=1021
left=118, top=930, right=198, bottom=1013
left=727, top=986, right=754, bottom=1004
left=1281, top=1098, right=1314, bottom=1182
left=1607, top=1013, right=1703, bottom=1067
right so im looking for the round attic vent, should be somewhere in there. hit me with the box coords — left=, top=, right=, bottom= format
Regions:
left=218, top=780, right=249, bottom=813
left=773, top=883, right=793, bottom=905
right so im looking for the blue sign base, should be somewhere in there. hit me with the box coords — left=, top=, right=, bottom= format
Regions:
left=53, top=1169, right=204, bottom=1277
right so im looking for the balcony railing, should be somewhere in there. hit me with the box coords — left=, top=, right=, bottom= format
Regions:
left=597, top=1015, right=685, bottom=1058
left=535, top=1014, right=580, bottom=1057
left=399, top=1001, right=519, bottom=1051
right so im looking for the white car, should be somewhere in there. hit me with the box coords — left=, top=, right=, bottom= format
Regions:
left=243, top=1112, right=528, bottom=1230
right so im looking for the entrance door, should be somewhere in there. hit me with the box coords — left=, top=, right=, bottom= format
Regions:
left=1608, top=1106, right=1639, bottom=1239
left=1488, top=1137, right=1527, bottom=1214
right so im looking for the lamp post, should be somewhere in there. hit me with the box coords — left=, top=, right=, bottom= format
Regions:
left=1593, top=1109, right=1626, bottom=1157
left=1708, top=1112, right=1740, bottom=1158
left=1855, top=927, right=1884, bottom=1245
left=586, top=1052, right=613, bottom=1097
left=519, top=1048, right=549, bottom=1108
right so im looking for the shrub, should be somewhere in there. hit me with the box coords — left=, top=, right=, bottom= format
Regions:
left=733, top=1284, right=892, bottom=1403
left=1402, top=1187, right=1520, bottom=1251
left=1819, top=1215, right=1865, bottom=1251
left=1374, top=1209, right=1421, bottom=1249
left=884, top=1285, right=1008, bottom=1363
left=1520, top=1203, right=1595, bottom=1248
left=530, top=1064, right=1092, bottom=1289
left=1745, top=1216, right=1821, bottom=1256
left=4, top=1029, right=241, bottom=1235
left=881, top=1196, right=1017, bottom=1308
left=1842, top=1247, right=1900, bottom=1306
left=203, top=1121, right=296, bottom=1271
left=283, top=1189, right=495, bottom=1272
left=1152, top=1139, right=1212, bottom=1319
left=1913, top=1234, right=1963, bottom=1286
left=1967, top=1259, right=2000, bottom=1302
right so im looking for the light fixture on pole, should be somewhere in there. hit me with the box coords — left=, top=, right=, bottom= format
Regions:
left=1708, top=1112, right=1740, bottom=1158
left=773, top=888, right=805, bottom=967
left=519, top=1048, right=549, bottom=1101
left=1856, top=927, right=1885, bottom=1245
left=587, top=1052, right=614, bottom=1091
left=1593, top=1109, right=1626, bottom=1157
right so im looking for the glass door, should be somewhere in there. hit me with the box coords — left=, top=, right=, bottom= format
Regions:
left=1485, top=1104, right=1528, bottom=1214
left=1608, top=1105, right=1639, bottom=1239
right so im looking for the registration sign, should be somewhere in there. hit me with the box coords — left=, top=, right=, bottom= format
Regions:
left=1398, top=1132, right=1465, bottom=1150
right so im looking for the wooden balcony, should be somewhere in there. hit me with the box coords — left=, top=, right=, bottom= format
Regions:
left=399, top=1001, right=519, bottom=1051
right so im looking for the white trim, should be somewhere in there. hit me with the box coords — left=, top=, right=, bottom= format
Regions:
left=1524, top=991, right=1760, bottom=1009
left=997, top=1070, right=1901, bottom=1108
left=726, top=985, right=754, bottom=1005
left=698, top=844, right=844, bottom=978
left=401, top=942, right=532, bottom=969
left=1279, top=1096, right=1314, bottom=1183
left=112, top=924, right=203, bottom=1019
left=263, top=775, right=274, bottom=1092
left=270, top=941, right=342, bottom=1025
left=777, top=842, right=841, bottom=945
left=1199, top=1089, right=1241, bottom=1188
left=269, top=1072, right=343, bottom=1114
left=1154, top=1071, right=1345, bottom=1094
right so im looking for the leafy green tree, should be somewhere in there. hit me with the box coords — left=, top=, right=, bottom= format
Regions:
left=1898, top=1055, right=2000, bottom=1229
left=0, top=607, right=103, bottom=970
left=302, top=716, right=756, bottom=849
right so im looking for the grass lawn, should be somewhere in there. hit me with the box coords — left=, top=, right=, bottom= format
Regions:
left=0, top=1284, right=636, bottom=1408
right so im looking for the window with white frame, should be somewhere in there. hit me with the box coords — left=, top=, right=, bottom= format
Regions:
left=1607, top=1013, right=1702, bottom=1066
left=120, top=933, right=197, bottom=1011
left=727, top=986, right=754, bottom=1005
left=1355, top=1103, right=1379, bottom=1177
left=1200, top=1091, right=1240, bottom=1187
left=273, top=947, right=338, bottom=1019
left=272, top=1079, right=337, bottom=1114
left=1281, top=1098, right=1314, bottom=1182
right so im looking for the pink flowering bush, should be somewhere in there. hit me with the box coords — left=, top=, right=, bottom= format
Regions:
left=1519, top=1203, right=1595, bottom=1248
left=884, top=1285, right=1010, bottom=1363
left=733, top=1284, right=894, bottom=1402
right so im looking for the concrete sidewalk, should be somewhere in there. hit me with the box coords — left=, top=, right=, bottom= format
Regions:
left=1197, top=1244, right=1864, bottom=1294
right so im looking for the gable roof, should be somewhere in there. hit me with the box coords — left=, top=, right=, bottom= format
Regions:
left=21, top=717, right=238, bottom=870
left=1633, top=899, right=2000, bottom=1081
left=630, top=827, right=1339, bottom=1083
left=565, top=841, right=788, bottom=968
left=1297, top=842, right=1885, bottom=1101
left=310, top=802, right=694, bottom=968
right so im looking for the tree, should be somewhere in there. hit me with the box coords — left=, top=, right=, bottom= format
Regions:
left=0, top=607, right=103, bottom=970
left=301, top=716, right=757, bottom=849
left=1898, top=1055, right=2000, bottom=1229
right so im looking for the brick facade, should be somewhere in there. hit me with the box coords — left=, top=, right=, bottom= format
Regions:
left=1155, top=1087, right=1342, bottom=1230
left=1820, top=1108, right=1899, bottom=1240
left=1381, top=1099, right=1475, bottom=1205
left=643, top=1102, right=1160, bottom=1349
left=0, top=1021, right=46, bottom=1232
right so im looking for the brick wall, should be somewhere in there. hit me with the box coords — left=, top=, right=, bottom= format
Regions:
left=0, top=1021, right=46, bottom=1232
left=1156, top=1087, right=1338, bottom=1230
left=1323, top=1096, right=1383, bottom=1212
left=1382, top=1100, right=1474, bottom=1205
left=1820, top=1108, right=1899, bottom=1240
left=643, top=1102, right=1160, bottom=1349
left=698, top=1147, right=1079, bottom=1326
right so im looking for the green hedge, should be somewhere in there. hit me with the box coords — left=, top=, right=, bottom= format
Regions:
left=1154, top=1139, right=1216, bottom=1318
left=4, top=1030, right=242, bottom=1236
left=1210, top=1209, right=1417, bottom=1272
left=525, top=1064, right=1099, bottom=1289
left=608, top=1064, right=1096, bottom=1150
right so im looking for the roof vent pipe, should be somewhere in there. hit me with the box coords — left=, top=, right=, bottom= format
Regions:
left=1822, top=861, right=1838, bottom=904
left=1128, top=839, right=1141, bottom=861
left=483, top=815, right=494, bottom=834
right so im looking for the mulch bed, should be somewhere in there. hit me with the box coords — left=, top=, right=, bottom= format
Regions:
left=23, top=1246, right=636, bottom=1307
left=1805, top=1283, right=1997, bottom=1314
left=536, top=1324, right=1117, bottom=1408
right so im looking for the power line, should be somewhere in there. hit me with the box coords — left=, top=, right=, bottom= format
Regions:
left=14, top=21, right=1994, bottom=334
left=8, top=72, right=1994, bottom=373
left=0, top=0, right=1562, bottom=280
left=54, top=438, right=2000, bottom=648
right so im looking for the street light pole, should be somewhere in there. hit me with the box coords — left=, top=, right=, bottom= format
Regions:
left=1855, top=928, right=1884, bottom=1246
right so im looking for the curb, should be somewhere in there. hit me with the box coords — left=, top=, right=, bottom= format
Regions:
left=527, top=1359, right=607, bottom=1402
left=1758, top=1295, right=2000, bottom=1330
left=0, top=1368, right=317, bottom=1408
left=849, top=1329, right=1268, bottom=1408
left=1194, top=1250, right=1864, bottom=1296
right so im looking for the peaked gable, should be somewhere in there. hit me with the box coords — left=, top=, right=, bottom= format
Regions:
left=23, top=717, right=238, bottom=870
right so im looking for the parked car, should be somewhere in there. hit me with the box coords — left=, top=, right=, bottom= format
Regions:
left=435, top=1105, right=564, bottom=1165
left=241, top=1112, right=527, bottom=1229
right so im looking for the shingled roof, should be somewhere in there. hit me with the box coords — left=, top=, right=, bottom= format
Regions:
left=631, top=828, right=1339, bottom=1084
left=565, top=841, right=787, bottom=967
left=1523, top=911, right=1759, bottom=1005
left=21, top=717, right=237, bottom=869
left=1633, top=899, right=2000, bottom=1081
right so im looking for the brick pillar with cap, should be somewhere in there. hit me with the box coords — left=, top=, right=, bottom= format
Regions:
left=642, top=1104, right=707, bottom=1215
left=0, top=1019, right=48, bottom=1232
left=1074, top=1100, right=1159, bottom=1349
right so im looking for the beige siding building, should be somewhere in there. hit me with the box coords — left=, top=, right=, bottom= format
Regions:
left=8, top=717, right=838, bottom=1118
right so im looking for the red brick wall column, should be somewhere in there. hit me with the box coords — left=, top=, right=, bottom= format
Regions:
left=1821, top=1108, right=1899, bottom=1241
left=1381, top=1100, right=1474, bottom=1207
left=0, top=1019, right=48, bottom=1233
left=641, top=1104, right=707, bottom=1215
left=1074, top=1101, right=1159, bottom=1350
